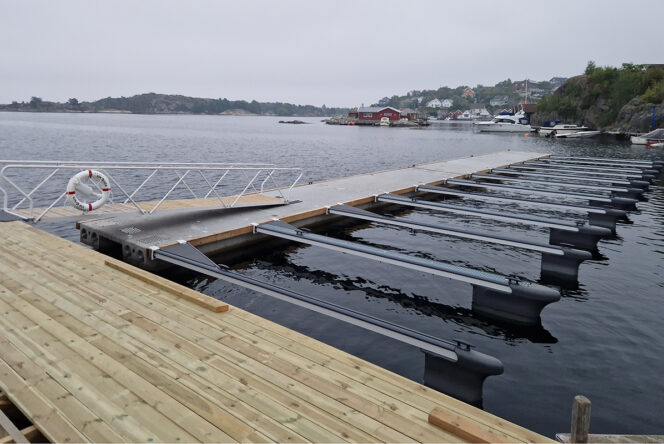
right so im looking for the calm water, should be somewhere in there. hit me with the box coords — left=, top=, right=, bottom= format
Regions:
left=1, top=112, right=663, bottom=438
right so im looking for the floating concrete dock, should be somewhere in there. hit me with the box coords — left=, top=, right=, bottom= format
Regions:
left=0, top=222, right=552, bottom=443
left=78, top=151, right=547, bottom=265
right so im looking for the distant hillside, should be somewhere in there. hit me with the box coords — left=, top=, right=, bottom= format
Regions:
left=533, top=63, right=664, bottom=131
left=371, top=78, right=565, bottom=114
left=0, top=93, right=347, bottom=117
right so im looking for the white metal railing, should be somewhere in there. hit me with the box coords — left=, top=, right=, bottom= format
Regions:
left=0, top=160, right=303, bottom=222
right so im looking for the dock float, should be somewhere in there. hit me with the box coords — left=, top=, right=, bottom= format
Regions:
left=377, top=193, right=611, bottom=251
left=416, top=186, right=625, bottom=232
left=468, top=173, right=645, bottom=198
left=0, top=222, right=552, bottom=443
left=76, top=151, right=547, bottom=266
left=327, top=203, right=591, bottom=280
left=510, top=164, right=657, bottom=182
left=445, top=178, right=639, bottom=210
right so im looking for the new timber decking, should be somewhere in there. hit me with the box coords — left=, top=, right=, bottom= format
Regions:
left=0, top=222, right=552, bottom=443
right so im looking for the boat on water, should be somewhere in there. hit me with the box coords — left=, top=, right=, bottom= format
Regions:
left=473, top=110, right=532, bottom=132
left=539, top=123, right=590, bottom=137
left=379, top=117, right=390, bottom=126
left=556, top=130, right=601, bottom=138
left=631, top=128, right=664, bottom=145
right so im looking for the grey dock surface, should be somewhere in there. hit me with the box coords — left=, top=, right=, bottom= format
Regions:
left=78, top=151, right=545, bottom=264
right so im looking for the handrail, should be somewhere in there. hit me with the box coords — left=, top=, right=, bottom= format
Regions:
left=0, top=160, right=303, bottom=222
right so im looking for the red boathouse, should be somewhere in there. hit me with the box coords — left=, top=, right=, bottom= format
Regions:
left=357, top=106, right=402, bottom=121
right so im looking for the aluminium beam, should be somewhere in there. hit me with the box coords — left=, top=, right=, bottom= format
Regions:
left=255, top=220, right=561, bottom=326
left=490, top=168, right=650, bottom=189
left=376, top=193, right=611, bottom=251
left=416, top=185, right=624, bottom=232
left=548, top=155, right=663, bottom=167
left=469, top=173, right=644, bottom=198
left=536, top=157, right=662, bottom=172
left=510, top=164, right=656, bottom=182
left=446, top=178, right=638, bottom=210
left=328, top=204, right=591, bottom=281
left=523, top=161, right=659, bottom=176
left=152, top=241, right=504, bottom=405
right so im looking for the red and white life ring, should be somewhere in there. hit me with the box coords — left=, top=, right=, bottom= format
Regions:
left=65, top=169, right=111, bottom=212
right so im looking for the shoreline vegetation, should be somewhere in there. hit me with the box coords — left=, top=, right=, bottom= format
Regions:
left=0, top=92, right=348, bottom=117
left=3, top=63, right=661, bottom=132
left=533, top=63, right=664, bottom=132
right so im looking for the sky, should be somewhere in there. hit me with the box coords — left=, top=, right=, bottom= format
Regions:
left=1, top=0, right=663, bottom=108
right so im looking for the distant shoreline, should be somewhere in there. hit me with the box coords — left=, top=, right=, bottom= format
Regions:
left=0, top=109, right=328, bottom=118
left=0, top=92, right=347, bottom=118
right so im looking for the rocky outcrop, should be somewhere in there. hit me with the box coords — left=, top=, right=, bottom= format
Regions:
left=614, top=98, right=664, bottom=133
left=532, top=66, right=664, bottom=132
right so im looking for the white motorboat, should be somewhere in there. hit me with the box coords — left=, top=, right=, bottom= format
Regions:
left=539, top=124, right=589, bottom=137
left=379, top=117, right=390, bottom=126
left=631, top=128, right=664, bottom=145
left=556, top=130, right=601, bottom=138
left=473, top=110, right=532, bottom=132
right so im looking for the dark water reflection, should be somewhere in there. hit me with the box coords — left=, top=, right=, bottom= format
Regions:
left=2, top=112, right=663, bottom=437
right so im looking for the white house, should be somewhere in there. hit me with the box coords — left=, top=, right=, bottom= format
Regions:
left=426, top=98, right=442, bottom=108
left=490, top=95, right=509, bottom=107
left=441, top=99, right=453, bottom=108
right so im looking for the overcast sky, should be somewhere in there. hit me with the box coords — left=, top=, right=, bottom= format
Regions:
left=1, top=0, right=662, bottom=107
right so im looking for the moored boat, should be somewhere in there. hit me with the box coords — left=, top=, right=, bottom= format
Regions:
left=556, top=130, right=601, bottom=138
left=631, top=128, right=664, bottom=145
left=473, top=110, right=532, bottom=132
left=539, top=124, right=590, bottom=137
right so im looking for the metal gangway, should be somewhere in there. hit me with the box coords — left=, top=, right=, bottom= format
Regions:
left=0, top=160, right=303, bottom=222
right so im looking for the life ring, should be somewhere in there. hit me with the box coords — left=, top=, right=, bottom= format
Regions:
left=66, top=169, right=111, bottom=212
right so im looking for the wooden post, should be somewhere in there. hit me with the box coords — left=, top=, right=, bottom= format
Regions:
left=570, top=395, right=591, bottom=443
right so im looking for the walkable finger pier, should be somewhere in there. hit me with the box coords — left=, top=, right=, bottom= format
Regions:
left=0, top=151, right=660, bottom=443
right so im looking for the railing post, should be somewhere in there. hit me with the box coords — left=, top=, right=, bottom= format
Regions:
left=570, top=395, right=591, bottom=443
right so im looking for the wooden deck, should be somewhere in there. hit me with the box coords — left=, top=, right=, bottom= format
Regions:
left=12, top=193, right=285, bottom=220
left=0, top=222, right=553, bottom=443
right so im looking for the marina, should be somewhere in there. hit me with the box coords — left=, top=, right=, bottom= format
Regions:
left=1, top=112, right=663, bottom=440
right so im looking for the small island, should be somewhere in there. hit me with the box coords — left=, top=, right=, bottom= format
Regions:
left=278, top=120, right=309, bottom=124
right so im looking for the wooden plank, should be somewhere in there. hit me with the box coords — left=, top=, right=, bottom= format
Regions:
left=0, top=263, right=250, bottom=443
left=428, top=407, right=514, bottom=443
left=0, top=249, right=305, bottom=443
left=6, top=254, right=359, bottom=443
left=0, top=338, right=125, bottom=443
left=0, top=295, right=193, bottom=443
left=0, top=425, right=42, bottom=444
left=0, top=408, right=28, bottom=444
left=0, top=266, right=226, bottom=443
left=0, top=222, right=553, bottom=443
left=0, top=359, right=87, bottom=444
left=30, top=262, right=378, bottom=442
left=2, top=238, right=532, bottom=444
left=224, top=306, right=554, bottom=443
left=104, top=259, right=229, bottom=312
